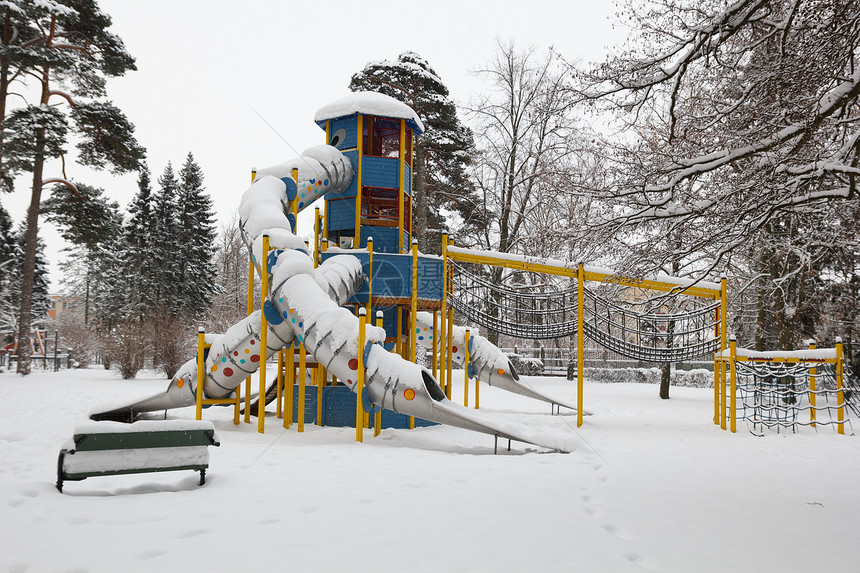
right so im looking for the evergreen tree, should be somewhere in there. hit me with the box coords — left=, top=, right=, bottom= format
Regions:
left=175, top=152, right=217, bottom=316
left=120, top=167, right=158, bottom=322
left=0, top=202, right=18, bottom=343
left=151, top=163, right=180, bottom=311
left=349, top=52, right=484, bottom=253
left=0, top=0, right=144, bottom=374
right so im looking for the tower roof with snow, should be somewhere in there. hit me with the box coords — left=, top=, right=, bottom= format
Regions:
left=314, top=91, right=425, bottom=135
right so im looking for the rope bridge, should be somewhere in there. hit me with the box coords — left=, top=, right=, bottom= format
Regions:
left=448, top=259, right=720, bottom=363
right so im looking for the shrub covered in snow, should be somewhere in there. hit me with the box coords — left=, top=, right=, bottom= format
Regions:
left=507, top=353, right=544, bottom=376
left=584, top=367, right=714, bottom=388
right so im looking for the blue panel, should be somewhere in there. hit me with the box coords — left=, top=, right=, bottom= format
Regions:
left=329, top=116, right=358, bottom=150
left=360, top=226, right=398, bottom=253
left=327, top=198, right=355, bottom=231
left=405, top=164, right=411, bottom=196
left=417, top=256, right=444, bottom=301
left=362, top=156, right=399, bottom=189
left=289, top=385, right=318, bottom=424
left=320, top=385, right=437, bottom=428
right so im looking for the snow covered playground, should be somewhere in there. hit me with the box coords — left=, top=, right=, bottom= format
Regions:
left=3, top=92, right=860, bottom=572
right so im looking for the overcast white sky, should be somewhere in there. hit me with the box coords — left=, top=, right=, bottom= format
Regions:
left=4, top=0, right=625, bottom=290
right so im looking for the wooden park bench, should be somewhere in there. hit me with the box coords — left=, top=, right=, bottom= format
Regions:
left=57, top=420, right=220, bottom=493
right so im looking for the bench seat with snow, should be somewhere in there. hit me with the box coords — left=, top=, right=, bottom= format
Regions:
left=56, top=419, right=220, bottom=493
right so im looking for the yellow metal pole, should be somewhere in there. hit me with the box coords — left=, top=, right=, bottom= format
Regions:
left=314, top=206, right=321, bottom=268
left=298, top=340, right=306, bottom=433
left=258, top=234, right=270, bottom=434
left=464, top=329, right=470, bottom=408
left=410, top=239, right=418, bottom=363
left=410, top=240, right=418, bottom=430
left=284, top=342, right=294, bottom=429
left=291, top=168, right=299, bottom=225
left=374, top=310, right=383, bottom=437
left=729, top=335, right=737, bottom=433
left=276, top=349, right=284, bottom=418
left=356, top=308, right=367, bottom=443
left=577, top=263, right=585, bottom=428
left=195, top=327, right=205, bottom=420
left=432, top=310, right=438, bottom=379
left=367, top=236, right=374, bottom=318
left=245, top=256, right=254, bottom=424
left=720, top=274, right=728, bottom=431
left=396, top=308, right=402, bottom=356
left=809, top=339, right=817, bottom=428
left=447, top=307, right=453, bottom=401
left=440, top=234, right=449, bottom=397
left=316, top=364, right=324, bottom=426
left=836, top=337, right=845, bottom=435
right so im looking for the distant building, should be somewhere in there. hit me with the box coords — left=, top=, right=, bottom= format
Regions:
left=47, top=295, right=84, bottom=321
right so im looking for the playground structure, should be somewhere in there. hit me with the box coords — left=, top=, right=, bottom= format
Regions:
left=2, top=329, right=72, bottom=371
left=715, top=338, right=855, bottom=435
left=87, top=90, right=853, bottom=446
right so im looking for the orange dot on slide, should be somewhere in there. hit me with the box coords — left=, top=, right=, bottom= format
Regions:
left=404, top=388, right=415, bottom=401
left=497, top=368, right=505, bottom=375
left=176, top=378, right=184, bottom=388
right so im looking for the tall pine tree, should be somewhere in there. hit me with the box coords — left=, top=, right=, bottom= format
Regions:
left=349, top=52, right=484, bottom=253
left=0, top=202, right=18, bottom=343
left=120, top=167, right=158, bottom=322
left=151, top=163, right=180, bottom=312
left=0, top=0, right=145, bottom=373
left=175, top=152, right=217, bottom=316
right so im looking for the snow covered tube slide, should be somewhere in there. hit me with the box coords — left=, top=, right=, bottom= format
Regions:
left=90, top=95, right=577, bottom=450
left=415, top=312, right=587, bottom=415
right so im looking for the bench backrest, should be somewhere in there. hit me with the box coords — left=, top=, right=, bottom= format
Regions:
left=72, top=429, right=218, bottom=452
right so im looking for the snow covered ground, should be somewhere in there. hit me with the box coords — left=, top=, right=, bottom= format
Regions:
left=2, top=366, right=858, bottom=573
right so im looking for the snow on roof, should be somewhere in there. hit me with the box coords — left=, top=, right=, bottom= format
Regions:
left=314, top=91, right=425, bottom=134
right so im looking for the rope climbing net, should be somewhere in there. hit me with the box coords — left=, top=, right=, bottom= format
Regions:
left=733, top=360, right=857, bottom=436
left=448, top=259, right=721, bottom=362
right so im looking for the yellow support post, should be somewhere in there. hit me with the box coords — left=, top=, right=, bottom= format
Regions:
left=729, top=336, right=737, bottom=433
left=195, top=328, right=205, bottom=420
left=577, top=263, right=585, bottom=428
left=447, top=307, right=453, bottom=402
left=258, top=234, right=270, bottom=434
left=836, top=337, right=845, bottom=435
left=720, top=274, right=728, bottom=431
left=809, top=340, right=817, bottom=428
left=276, top=349, right=284, bottom=418
left=284, top=342, right=294, bottom=429
left=367, top=236, right=374, bottom=318
left=291, top=168, right=299, bottom=226
left=298, top=341, right=306, bottom=433
left=474, top=369, right=479, bottom=410
left=464, top=329, right=470, bottom=408
left=410, top=239, right=418, bottom=363
left=316, top=364, right=324, bottom=426
left=410, top=240, right=418, bottom=430
left=374, top=310, right=383, bottom=437
left=356, top=308, right=367, bottom=443
left=245, top=256, right=254, bottom=424
left=432, top=311, right=438, bottom=379
left=440, top=233, right=449, bottom=397
left=314, top=206, right=321, bottom=268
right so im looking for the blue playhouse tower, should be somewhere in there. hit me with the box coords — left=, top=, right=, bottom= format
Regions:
left=315, top=93, right=445, bottom=351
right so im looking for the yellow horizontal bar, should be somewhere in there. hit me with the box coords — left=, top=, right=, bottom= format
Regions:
left=448, top=251, right=720, bottom=298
